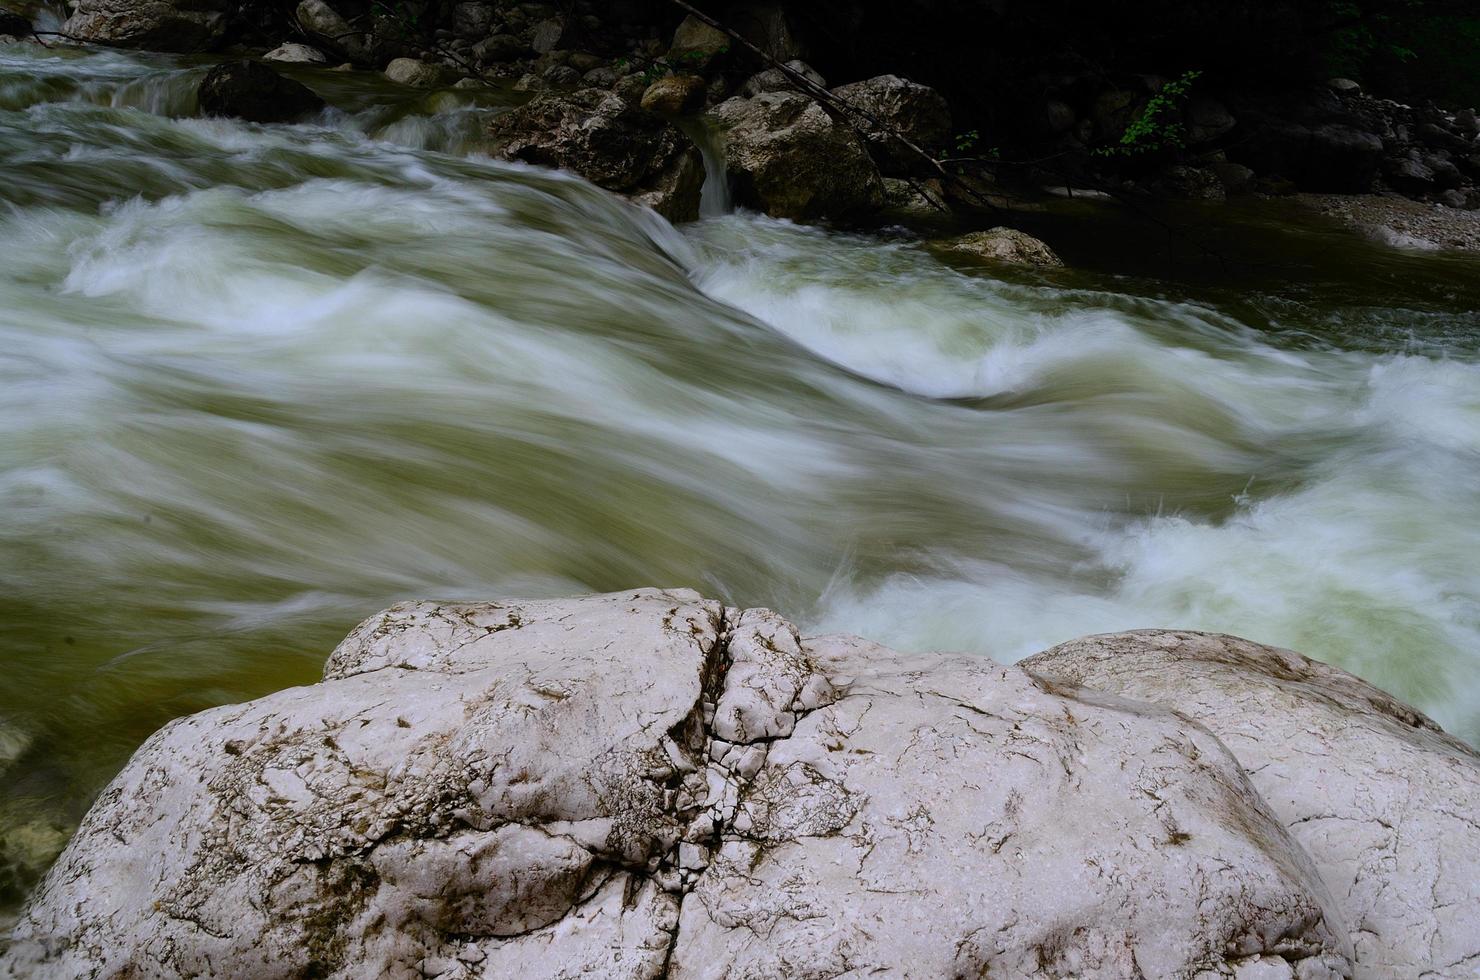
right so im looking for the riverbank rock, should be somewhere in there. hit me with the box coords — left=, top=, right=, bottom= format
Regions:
left=263, top=41, right=327, bottom=64
left=829, top=73, right=951, bottom=175
left=295, top=0, right=372, bottom=65
left=487, top=89, right=704, bottom=222
left=197, top=60, right=325, bottom=123
left=667, top=13, right=728, bottom=71
left=383, top=57, right=446, bottom=88
left=737, top=59, right=826, bottom=98
left=1025, top=630, right=1480, bottom=979
left=6, top=591, right=1359, bottom=978
left=62, top=0, right=228, bottom=51
left=933, top=227, right=1064, bottom=267
left=639, top=73, right=705, bottom=117
left=712, top=92, right=884, bottom=221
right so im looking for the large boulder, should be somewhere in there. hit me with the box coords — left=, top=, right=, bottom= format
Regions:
left=1229, top=88, right=1387, bottom=193
left=712, top=92, right=884, bottom=221
left=487, top=89, right=704, bottom=222
left=738, top=59, right=826, bottom=98
left=1024, top=630, right=1480, bottom=979
left=295, top=0, right=373, bottom=65
left=829, top=73, right=951, bottom=175
left=6, top=592, right=1373, bottom=979
left=61, top=0, right=229, bottom=51
left=197, top=61, right=325, bottom=124
left=639, top=74, right=706, bottom=117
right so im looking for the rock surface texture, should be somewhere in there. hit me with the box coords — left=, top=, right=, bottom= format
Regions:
left=712, top=91, right=885, bottom=221
left=197, top=61, right=325, bottom=124
left=1024, top=630, right=1480, bottom=980
left=62, top=0, right=228, bottom=51
left=488, top=90, right=704, bottom=223
left=829, top=73, right=951, bottom=175
left=934, top=227, right=1066, bottom=268
left=24, top=590, right=1468, bottom=977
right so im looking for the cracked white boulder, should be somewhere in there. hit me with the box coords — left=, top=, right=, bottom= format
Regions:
left=1023, top=630, right=1480, bottom=979
left=16, top=593, right=1474, bottom=978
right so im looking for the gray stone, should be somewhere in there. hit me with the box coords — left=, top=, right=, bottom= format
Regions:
left=488, top=89, right=704, bottom=222
left=1024, top=629, right=1480, bottom=979
left=295, top=0, right=371, bottom=64
left=712, top=92, right=884, bottom=221
left=829, top=73, right=951, bottom=175
left=451, top=1, right=493, bottom=39
left=529, top=17, right=562, bottom=54
left=639, top=74, right=706, bottom=117
left=384, top=57, right=447, bottom=88
left=62, top=0, right=228, bottom=51
left=737, top=59, right=825, bottom=98
left=471, top=33, right=526, bottom=64
left=263, top=41, right=328, bottom=64
left=933, top=227, right=1065, bottom=268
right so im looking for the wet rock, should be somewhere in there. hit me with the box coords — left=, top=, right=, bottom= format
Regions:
left=6, top=595, right=1359, bottom=978
left=712, top=91, right=884, bottom=221
left=737, top=59, right=825, bottom=98
left=667, top=13, right=728, bottom=71
left=263, top=41, right=327, bottom=64
left=488, top=88, right=704, bottom=221
left=1024, top=629, right=1480, bottom=979
left=62, top=0, right=229, bottom=51
left=829, top=74, right=951, bottom=175
left=933, top=227, right=1064, bottom=267
left=384, top=57, right=447, bottom=88
left=639, top=74, right=705, bottom=117
left=197, top=60, right=324, bottom=123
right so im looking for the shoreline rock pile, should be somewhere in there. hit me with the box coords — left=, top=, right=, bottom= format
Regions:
left=5, top=588, right=1477, bottom=978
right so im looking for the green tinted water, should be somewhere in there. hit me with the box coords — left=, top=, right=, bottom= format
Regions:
left=2, top=42, right=1478, bottom=918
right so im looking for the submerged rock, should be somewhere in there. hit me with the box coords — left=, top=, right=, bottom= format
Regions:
left=487, top=89, right=704, bottom=222
left=1024, top=630, right=1480, bottom=979
left=6, top=591, right=1362, bottom=978
left=712, top=91, right=884, bottom=221
left=829, top=73, right=951, bottom=175
left=934, top=227, right=1064, bottom=267
left=197, top=60, right=324, bottom=123
left=62, top=0, right=229, bottom=51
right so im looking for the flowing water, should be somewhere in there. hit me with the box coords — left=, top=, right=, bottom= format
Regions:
left=3, top=41, right=1480, bottom=917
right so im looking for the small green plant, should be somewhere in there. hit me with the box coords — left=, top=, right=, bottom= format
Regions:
left=1097, top=69, right=1202, bottom=157
left=955, top=129, right=980, bottom=153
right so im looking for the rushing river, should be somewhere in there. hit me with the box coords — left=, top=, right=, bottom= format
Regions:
left=2, top=41, right=1480, bottom=916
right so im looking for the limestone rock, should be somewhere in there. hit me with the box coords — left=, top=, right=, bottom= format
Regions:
left=933, top=227, right=1065, bottom=268
left=384, top=57, right=446, bottom=88
left=639, top=74, right=706, bottom=117
left=673, top=632, right=1352, bottom=978
left=1024, top=630, right=1480, bottom=979
left=263, top=41, right=328, bottom=64
left=712, top=92, right=884, bottom=221
left=197, top=60, right=325, bottom=124
left=5, top=590, right=724, bottom=979
left=829, top=73, right=951, bottom=175
left=62, top=0, right=228, bottom=51
left=487, top=89, right=704, bottom=222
